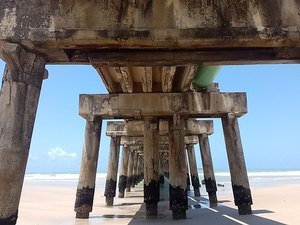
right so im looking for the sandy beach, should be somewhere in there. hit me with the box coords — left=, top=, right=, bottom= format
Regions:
left=18, top=173, right=300, bottom=225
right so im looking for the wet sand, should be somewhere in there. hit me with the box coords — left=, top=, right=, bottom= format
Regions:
left=18, top=181, right=300, bottom=225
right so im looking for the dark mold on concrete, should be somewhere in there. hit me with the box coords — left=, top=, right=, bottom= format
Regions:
left=75, top=186, right=95, bottom=208
left=104, top=179, right=117, bottom=197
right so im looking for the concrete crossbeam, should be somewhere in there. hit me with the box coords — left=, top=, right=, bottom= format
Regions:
left=159, top=120, right=213, bottom=136
left=1, top=1, right=300, bottom=64
left=120, top=136, right=199, bottom=147
left=106, top=119, right=213, bottom=137
left=80, top=92, right=247, bottom=120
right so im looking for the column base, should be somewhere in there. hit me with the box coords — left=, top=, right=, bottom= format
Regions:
left=0, top=212, right=18, bottom=225
left=194, top=188, right=200, bottom=197
left=159, top=175, right=165, bottom=184
left=76, top=212, right=89, bottom=219
left=126, top=187, right=131, bottom=192
left=208, top=192, right=218, bottom=205
left=118, top=175, right=127, bottom=198
left=172, top=209, right=186, bottom=220
left=238, top=205, right=252, bottom=215
left=105, top=196, right=114, bottom=206
left=118, top=190, right=125, bottom=198
left=169, top=185, right=188, bottom=219
left=146, top=203, right=158, bottom=217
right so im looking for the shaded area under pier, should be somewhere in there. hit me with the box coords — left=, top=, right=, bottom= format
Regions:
left=126, top=179, right=285, bottom=225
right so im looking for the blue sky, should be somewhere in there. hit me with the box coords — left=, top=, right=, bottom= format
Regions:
left=0, top=60, right=299, bottom=173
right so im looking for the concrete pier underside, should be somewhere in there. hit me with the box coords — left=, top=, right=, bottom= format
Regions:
left=1, top=0, right=293, bottom=223
left=1, top=0, right=300, bottom=65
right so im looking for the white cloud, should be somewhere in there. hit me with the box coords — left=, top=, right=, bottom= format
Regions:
left=48, top=147, right=77, bottom=160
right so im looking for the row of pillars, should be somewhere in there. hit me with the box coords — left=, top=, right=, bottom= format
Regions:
left=0, top=43, right=252, bottom=224
left=74, top=116, right=253, bottom=220
left=118, top=146, right=144, bottom=198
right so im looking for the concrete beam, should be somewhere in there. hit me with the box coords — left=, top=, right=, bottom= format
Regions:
left=179, top=66, right=198, bottom=92
left=115, top=67, right=133, bottom=93
left=120, top=136, right=199, bottom=147
left=106, top=119, right=213, bottom=137
left=92, top=65, right=118, bottom=93
left=186, top=120, right=213, bottom=135
left=80, top=92, right=247, bottom=120
left=141, top=67, right=153, bottom=93
left=161, top=67, right=176, bottom=93
left=1, top=1, right=300, bottom=64
left=159, top=120, right=213, bottom=136
left=52, top=48, right=300, bottom=66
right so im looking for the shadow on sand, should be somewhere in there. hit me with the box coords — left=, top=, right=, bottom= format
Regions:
left=127, top=198, right=285, bottom=225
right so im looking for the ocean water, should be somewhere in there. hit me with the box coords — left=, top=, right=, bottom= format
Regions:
left=24, top=170, right=300, bottom=189
left=24, top=173, right=107, bottom=188
left=214, top=170, right=300, bottom=188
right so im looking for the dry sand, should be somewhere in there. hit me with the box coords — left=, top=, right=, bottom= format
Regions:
left=18, top=181, right=300, bottom=225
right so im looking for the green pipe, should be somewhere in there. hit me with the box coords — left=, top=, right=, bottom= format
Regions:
left=192, top=66, right=221, bottom=90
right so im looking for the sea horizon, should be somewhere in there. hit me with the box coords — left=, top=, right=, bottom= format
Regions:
left=24, top=168, right=300, bottom=188
left=24, top=167, right=300, bottom=176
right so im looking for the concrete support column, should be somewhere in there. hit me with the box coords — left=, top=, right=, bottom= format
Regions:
left=131, top=152, right=138, bottom=188
left=126, top=150, right=134, bottom=192
left=163, top=157, right=169, bottom=178
left=137, top=154, right=143, bottom=183
left=168, top=115, right=188, bottom=220
left=118, top=146, right=129, bottom=198
left=159, top=153, right=165, bottom=184
left=186, top=144, right=201, bottom=197
left=222, top=114, right=253, bottom=215
left=74, top=118, right=102, bottom=218
left=0, top=43, right=45, bottom=225
left=143, top=119, right=160, bottom=217
left=186, top=153, right=191, bottom=191
left=104, top=136, right=121, bottom=206
left=198, top=134, right=218, bottom=204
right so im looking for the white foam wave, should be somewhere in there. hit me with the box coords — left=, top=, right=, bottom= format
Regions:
left=198, top=171, right=300, bottom=177
left=25, top=173, right=107, bottom=181
left=248, top=171, right=300, bottom=177
left=25, top=171, right=300, bottom=181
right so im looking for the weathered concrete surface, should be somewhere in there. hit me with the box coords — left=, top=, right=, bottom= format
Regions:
left=1, top=1, right=300, bottom=64
left=124, top=135, right=197, bottom=146
left=143, top=119, right=160, bottom=216
left=222, top=114, right=253, bottom=215
left=75, top=118, right=102, bottom=218
left=0, top=43, right=45, bottom=225
left=198, top=134, right=218, bottom=205
left=131, top=152, right=139, bottom=188
left=160, top=119, right=213, bottom=136
left=186, top=144, right=201, bottom=197
left=126, top=150, right=135, bottom=192
left=107, top=119, right=213, bottom=137
left=80, top=92, right=247, bottom=120
left=118, top=146, right=129, bottom=198
left=137, top=154, right=144, bottom=183
left=168, top=115, right=188, bottom=219
left=95, top=66, right=179, bottom=93
left=104, top=136, right=121, bottom=206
